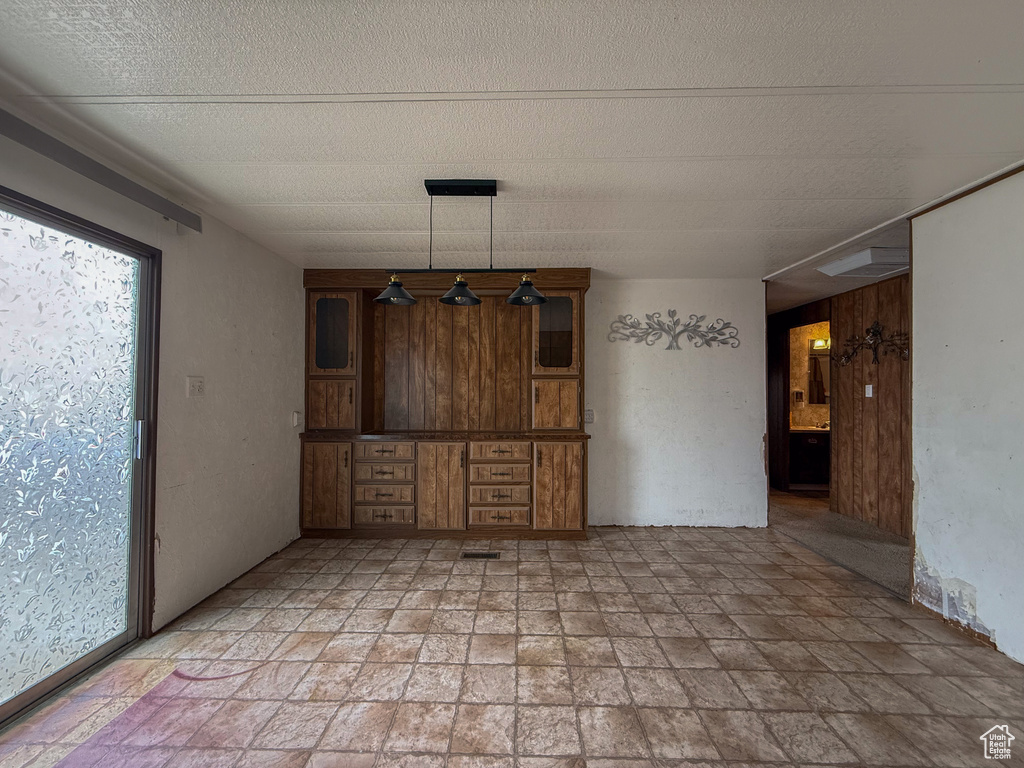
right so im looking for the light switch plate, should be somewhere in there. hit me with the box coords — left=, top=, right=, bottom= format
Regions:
left=583, top=409, right=595, bottom=424
left=865, top=384, right=873, bottom=398
left=187, top=376, right=205, bottom=398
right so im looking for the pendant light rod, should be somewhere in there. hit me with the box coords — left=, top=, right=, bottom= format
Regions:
left=428, top=194, right=433, bottom=271
left=489, top=195, right=494, bottom=271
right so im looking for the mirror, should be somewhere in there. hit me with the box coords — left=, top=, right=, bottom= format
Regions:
left=807, top=338, right=830, bottom=404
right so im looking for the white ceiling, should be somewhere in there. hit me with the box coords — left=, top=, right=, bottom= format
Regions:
left=1, top=0, right=1022, bottom=307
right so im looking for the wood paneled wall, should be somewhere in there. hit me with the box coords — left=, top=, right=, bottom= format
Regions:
left=375, top=296, right=531, bottom=432
left=830, top=275, right=911, bottom=537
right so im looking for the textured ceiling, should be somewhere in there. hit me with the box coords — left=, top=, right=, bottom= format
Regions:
left=0, top=0, right=1022, bottom=303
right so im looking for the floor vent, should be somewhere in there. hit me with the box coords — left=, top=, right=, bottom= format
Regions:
left=461, top=552, right=500, bottom=560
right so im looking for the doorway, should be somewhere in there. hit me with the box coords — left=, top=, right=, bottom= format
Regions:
left=766, top=285, right=911, bottom=598
left=0, top=187, right=159, bottom=728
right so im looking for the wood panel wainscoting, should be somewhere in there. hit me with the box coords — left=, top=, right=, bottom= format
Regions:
left=830, top=275, right=911, bottom=537
left=300, top=269, right=590, bottom=539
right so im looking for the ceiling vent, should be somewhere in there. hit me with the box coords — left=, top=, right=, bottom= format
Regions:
left=816, top=247, right=909, bottom=278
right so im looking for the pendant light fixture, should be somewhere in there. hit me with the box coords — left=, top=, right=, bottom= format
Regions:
left=374, top=274, right=417, bottom=305
left=439, top=273, right=482, bottom=305
left=506, top=274, right=548, bottom=305
left=376, top=179, right=546, bottom=306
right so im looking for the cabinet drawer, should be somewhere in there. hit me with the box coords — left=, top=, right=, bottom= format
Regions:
left=469, top=507, right=531, bottom=527
left=469, top=485, right=532, bottom=504
left=354, top=506, right=415, bottom=525
left=353, top=484, right=415, bottom=504
left=354, top=463, right=416, bottom=482
left=354, top=442, right=415, bottom=460
left=470, top=464, right=531, bottom=483
left=469, top=442, right=532, bottom=461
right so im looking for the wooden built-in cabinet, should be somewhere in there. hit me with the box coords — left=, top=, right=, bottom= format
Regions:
left=300, top=269, right=590, bottom=539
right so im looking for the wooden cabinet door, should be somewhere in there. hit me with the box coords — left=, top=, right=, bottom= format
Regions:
left=534, top=442, right=583, bottom=530
left=302, top=442, right=352, bottom=528
left=307, top=379, right=355, bottom=429
left=308, top=291, right=358, bottom=376
left=532, top=290, right=580, bottom=375
left=533, top=379, right=580, bottom=430
left=417, top=442, right=466, bottom=530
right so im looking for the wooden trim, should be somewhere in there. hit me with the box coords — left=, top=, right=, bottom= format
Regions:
left=907, top=219, right=916, bottom=599
left=908, top=163, right=1024, bottom=221
left=304, top=268, right=591, bottom=290
left=909, top=599, right=996, bottom=649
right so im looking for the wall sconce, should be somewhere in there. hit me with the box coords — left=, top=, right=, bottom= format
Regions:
left=836, top=321, right=909, bottom=366
left=811, top=338, right=831, bottom=350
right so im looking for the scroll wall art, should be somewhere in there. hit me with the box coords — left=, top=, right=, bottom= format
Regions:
left=608, top=309, right=740, bottom=350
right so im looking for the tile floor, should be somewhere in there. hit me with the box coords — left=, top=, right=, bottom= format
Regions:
left=1, top=526, right=1023, bottom=767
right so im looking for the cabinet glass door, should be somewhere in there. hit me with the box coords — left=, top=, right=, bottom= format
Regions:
left=533, top=291, right=579, bottom=374
left=0, top=198, right=153, bottom=726
left=309, top=291, right=357, bottom=375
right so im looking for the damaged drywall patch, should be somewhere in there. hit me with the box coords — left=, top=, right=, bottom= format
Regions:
left=914, top=552, right=992, bottom=639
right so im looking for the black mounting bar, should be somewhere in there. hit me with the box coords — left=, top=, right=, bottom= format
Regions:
left=383, top=268, right=535, bottom=274
left=424, top=179, right=497, bottom=197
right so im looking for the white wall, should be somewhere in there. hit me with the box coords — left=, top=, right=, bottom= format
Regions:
left=585, top=278, right=767, bottom=527
left=0, top=136, right=305, bottom=629
left=912, top=170, right=1024, bottom=662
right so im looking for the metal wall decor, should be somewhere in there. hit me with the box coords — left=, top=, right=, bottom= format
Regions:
left=608, top=310, right=740, bottom=350
left=835, top=320, right=909, bottom=365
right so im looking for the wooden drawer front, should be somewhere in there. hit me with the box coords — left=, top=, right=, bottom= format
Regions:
left=470, top=464, right=531, bottom=484
left=307, top=380, right=355, bottom=430
left=354, top=442, right=415, bottom=460
left=470, top=485, right=532, bottom=505
left=354, top=484, right=415, bottom=504
left=470, top=442, right=532, bottom=461
left=469, top=507, right=531, bottom=527
left=354, top=462, right=415, bottom=482
left=354, top=506, right=415, bottom=525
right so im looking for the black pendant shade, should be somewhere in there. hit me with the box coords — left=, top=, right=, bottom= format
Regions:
left=374, top=274, right=417, bottom=305
left=505, top=274, right=548, bottom=305
left=439, top=274, right=482, bottom=306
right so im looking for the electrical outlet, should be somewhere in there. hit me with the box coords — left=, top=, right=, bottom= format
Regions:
left=583, top=408, right=595, bottom=424
left=186, top=376, right=205, bottom=398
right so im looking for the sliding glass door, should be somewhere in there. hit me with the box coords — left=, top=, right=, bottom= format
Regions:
left=0, top=189, right=157, bottom=726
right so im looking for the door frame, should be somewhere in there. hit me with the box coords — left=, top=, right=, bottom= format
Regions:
left=0, top=185, right=160, bottom=729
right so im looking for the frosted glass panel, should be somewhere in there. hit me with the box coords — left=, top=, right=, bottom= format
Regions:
left=0, top=208, right=140, bottom=707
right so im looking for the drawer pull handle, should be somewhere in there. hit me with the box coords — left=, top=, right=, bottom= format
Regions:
left=492, top=471, right=512, bottom=477
left=492, top=447, right=511, bottom=455
left=343, top=450, right=348, bottom=469
left=374, top=491, right=394, bottom=498
left=460, top=449, right=464, bottom=468
left=348, top=387, right=353, bottom=404
left=375, top=448, right=395, bottom=455
left=491, top=514, right=512, bottom=521
left=373, top=512, right=393, bottom=520
left=374, top=469, right=394, bottom=476
left=492, top=492, right=511, bottom=500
